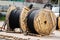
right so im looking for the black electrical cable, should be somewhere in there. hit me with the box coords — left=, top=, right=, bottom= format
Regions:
left=9, top=9, right=21, bottom=31
left=27, top=9, right=39, bottom=34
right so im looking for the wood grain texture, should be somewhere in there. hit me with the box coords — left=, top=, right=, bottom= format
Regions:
left=34, top=9, right=56, bottom=35
left=20, top=6, right=30, bottom=32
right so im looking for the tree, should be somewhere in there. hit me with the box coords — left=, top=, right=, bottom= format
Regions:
left=50, top=0, right=58, bottom=4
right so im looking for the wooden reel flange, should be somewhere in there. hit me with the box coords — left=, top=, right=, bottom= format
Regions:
left=34, top=9, right=56, bottom=35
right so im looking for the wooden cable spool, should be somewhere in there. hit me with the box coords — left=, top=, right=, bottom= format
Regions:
left=6, top=7, right=22, bottom=31
left=34, top=9, right=56, bottom=35
left=57, top=8, right=60, bottom=30
left=6, top=4, right=33, bottom=32
left=57, top=17, right=60, bottom=30
left=21, top=8, right=56, bottom=35
left=6, top=6, right=16, bottom=31
left=9, top=9, right=21, bottom=31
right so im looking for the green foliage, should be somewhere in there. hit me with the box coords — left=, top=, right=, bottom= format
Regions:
left=0, top=16, right=5, bottom=21
left=50, top=0, right=58, bottom=4
left=58, top=0, right=60, bottom=3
